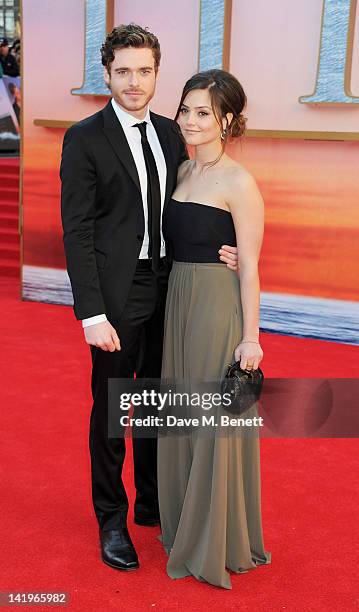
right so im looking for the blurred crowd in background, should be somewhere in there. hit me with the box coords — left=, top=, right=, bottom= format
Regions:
left=0, top=36, right=20, bottom=77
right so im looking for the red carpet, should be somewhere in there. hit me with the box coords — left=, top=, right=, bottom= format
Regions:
left=0, top=158, right=20, bottom=278
left=1, top=277, right=358, bottom=610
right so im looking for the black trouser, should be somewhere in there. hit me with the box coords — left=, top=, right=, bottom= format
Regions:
left=89, top=258, right=169, bottom=531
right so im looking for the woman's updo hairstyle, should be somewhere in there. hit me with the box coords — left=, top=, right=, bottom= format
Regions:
left=175, top=69, right=247, bottom=164
left=227, top=112, right=247, bottom=138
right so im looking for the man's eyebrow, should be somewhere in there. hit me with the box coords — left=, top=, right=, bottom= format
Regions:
left=114, top=66, right=154, bottom=72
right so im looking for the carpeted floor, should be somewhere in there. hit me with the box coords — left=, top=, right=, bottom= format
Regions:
left=0, top=158, right=19, bottom=278
left=1, top=277, right=358, bottom=610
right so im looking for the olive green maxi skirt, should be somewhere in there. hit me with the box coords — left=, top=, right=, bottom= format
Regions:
left=158, top=262, right=271, bottom=589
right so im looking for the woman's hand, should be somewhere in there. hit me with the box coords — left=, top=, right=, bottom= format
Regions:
left=234, top=341, right=263, bottom=371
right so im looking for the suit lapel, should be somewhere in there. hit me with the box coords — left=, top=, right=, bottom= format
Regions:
left=150, top=112, right=175, bottom=207
left=102, top=101, right=141, bottom=194
left=102, top=102, right=175, bottom=205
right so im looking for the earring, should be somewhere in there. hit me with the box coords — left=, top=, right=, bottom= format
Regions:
left=221, top=129, right=227, bottom=141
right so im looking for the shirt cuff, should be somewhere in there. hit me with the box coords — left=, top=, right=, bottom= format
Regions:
left=82, top=314, right=107, bottom=328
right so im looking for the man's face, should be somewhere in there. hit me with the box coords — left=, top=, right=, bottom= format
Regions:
left=104, top=47, right=157, bottom=118
left=0, top=44, right=9, bottom=57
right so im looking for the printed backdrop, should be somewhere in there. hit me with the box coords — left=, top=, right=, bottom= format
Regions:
left=21, top=0, right=359, bottom=344
left=0, top=76, right=20, bottom=151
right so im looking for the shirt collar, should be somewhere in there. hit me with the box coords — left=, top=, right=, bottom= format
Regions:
left=111, top=98, right=151, bottom=130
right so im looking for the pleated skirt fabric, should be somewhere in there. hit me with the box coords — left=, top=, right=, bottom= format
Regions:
left=158, top=261, right=271, bottom=589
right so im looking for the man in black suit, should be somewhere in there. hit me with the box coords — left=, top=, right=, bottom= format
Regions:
left=60, top=24, right=237, bottom=571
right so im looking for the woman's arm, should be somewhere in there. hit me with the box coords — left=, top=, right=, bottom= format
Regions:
left=228, top=170, right=264, bottom=370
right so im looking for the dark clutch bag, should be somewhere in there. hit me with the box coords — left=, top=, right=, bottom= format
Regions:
left=221, top=362, right=264, bottom=415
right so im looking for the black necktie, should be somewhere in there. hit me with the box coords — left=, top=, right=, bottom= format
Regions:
left=134, top=121, right=161, bottom=273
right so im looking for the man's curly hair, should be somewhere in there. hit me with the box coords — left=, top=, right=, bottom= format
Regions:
left=101, top=24, right=161, bottom=73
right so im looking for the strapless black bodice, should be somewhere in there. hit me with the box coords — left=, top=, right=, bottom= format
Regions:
left=163, top=199, right=236, bottom=263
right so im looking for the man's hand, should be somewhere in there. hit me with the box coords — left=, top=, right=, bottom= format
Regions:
left=84, top=321, right=121, bottom=352
left=219, top=245, right=238, bottom=271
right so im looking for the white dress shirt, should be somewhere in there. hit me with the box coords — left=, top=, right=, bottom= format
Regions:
left=82, top=98, right=167, bottom=328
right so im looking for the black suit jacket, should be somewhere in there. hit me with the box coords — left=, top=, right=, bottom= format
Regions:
left=60, top=100, right=188, bottom=321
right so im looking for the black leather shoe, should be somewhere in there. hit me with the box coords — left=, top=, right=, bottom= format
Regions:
left=100, top=528, right=139, bottom=571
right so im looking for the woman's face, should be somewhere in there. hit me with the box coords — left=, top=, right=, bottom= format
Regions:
left=177, top=88, right=224, bottom=146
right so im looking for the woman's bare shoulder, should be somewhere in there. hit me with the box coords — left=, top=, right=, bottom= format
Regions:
left=225, top=162, right=257, bottom=188
left=224, top=163, right=263, bottom=210
left=224, top=163, right=259, bottom=194
left=177, top=159, right=193, bottom=179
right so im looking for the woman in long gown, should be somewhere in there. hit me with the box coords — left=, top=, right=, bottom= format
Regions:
left=158, top=69, right=271, bottom=589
